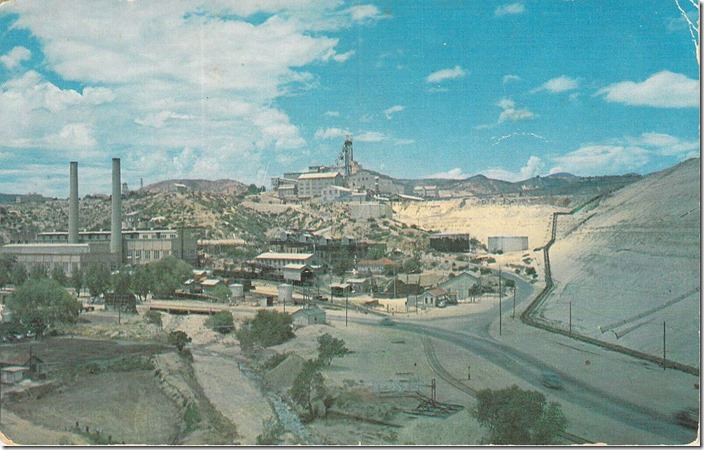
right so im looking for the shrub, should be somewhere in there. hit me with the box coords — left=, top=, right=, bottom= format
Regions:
left=474, top=385, right=566, bottom=445
left=168, top=330, right=192, bottom=352
left=236, top=309, right=294, bottom=350
left=256, top=418, right=284, bottom=445
left=290, top=359, right=327, bottom=422
left=205, top=311, right=234, bottom=334
left=316, top=333, right=350, bottom=366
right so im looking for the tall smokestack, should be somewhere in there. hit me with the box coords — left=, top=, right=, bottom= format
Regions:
left=111, top=158, right=122, bottom=258
left=69, top=161, right=79, bottom=244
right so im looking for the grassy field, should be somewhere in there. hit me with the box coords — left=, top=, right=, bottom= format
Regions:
left=6, top=370, right=181, bottom=445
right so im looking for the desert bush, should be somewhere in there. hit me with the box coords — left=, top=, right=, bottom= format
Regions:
left=205, top=311, right=234, bottom=334
left=168, top=330, right=192, bottom=352
left=236, top=309, right=294, bottom=350
left=474, top=385, right=566, bottom=445
left=316, top=333, right=350, bottom=366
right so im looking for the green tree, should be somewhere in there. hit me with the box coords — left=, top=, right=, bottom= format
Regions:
left=289, top=359, right=327, bottom=422
left=168, top=330, right=192, bottom=352
left=111, top=266, right=133, bottom=296
left=402, top=257, right=421, bottom=274
left=0, top=253, right=16, bottom=288
left=205, top=311, right=234, bottom=334
left=29, top=263, right=48, bottom=279
left=85, top=264, right=112, bottom=297
left=6, top=278, right=81, bottom=335
left=332, top=248, right=352, bottom=276
left=10, top=264, right=28, bottom=286
left=212, top=283, right=231, bottom=302
left=51, top=265, right=68, bottom=286
left=149, top=256, right=192, bottom=298
left=315, top=333, right=350, bottom=366
left=131, top=264, right=152, bottom=301
left=70, top=267, right=84, bottom=296
left=365, top=245, right=386, bottom=260
left=236, top=309, right=294, bottom=350
left=474, top=385, right=567, bottom=445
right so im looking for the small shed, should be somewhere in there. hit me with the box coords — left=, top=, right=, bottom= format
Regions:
left=200, top=279, right=224, bottom=294
left=1, top=366, right=28, bottom=384
left=346, top=277, right=370, bottom=294
left=292, top=306, right=326, bottom=326
left=283, top=264, right=314, bottom=283
left=330, top=283, right=352, bottom=297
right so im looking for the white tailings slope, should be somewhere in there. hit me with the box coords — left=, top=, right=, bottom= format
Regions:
left=542, top=158, right=700, bottom=368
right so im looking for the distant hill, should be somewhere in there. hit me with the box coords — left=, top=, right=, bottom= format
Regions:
left=140, top=179, right=249, bottom=195
left=397, top=172, right=641, bottom=197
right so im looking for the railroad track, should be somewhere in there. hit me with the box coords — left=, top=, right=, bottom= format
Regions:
left=420, top=335, right=593, bottom=445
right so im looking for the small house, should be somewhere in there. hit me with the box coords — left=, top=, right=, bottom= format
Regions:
left=438, top=272, right=480, bottom=301
left=292, top=306, right=326, bottom=326
left=200, top=279, right=223, bottom=294
left=1, top=366, right=28, bottom=384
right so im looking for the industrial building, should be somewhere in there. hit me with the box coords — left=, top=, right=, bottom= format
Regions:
left=297, top=171, right=344, bottom=198
left=0, top=158, right=200, bottom=276
left=488, top=236, right=529, bottom=253
left=429, top=232, right=472, bottom=253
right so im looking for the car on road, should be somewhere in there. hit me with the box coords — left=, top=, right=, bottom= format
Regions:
left=541, top=371, right=563, bottom=389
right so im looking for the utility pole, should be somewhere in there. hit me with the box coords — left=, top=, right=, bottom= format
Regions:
left=663, top=321, right=666, bottom=370
left=512, top=287, right=516, bottom=319
left=393, top=264, right=397, bottom=299
left=345, top=291, right=348, bottom=327
left=569, top=302, right=572, bottom=333
left=498, top=268, right=502, bottom=336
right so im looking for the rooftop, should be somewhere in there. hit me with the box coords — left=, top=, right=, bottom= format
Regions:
left=298, top=172, right=342, bottom=180
left=256, top=252, right=314, bottom=261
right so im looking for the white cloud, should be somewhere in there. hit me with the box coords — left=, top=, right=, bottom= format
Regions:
left=135, top=111, right=193, bottom=128
left=497, top=98, right=536, bottom=123
left=394, top=138, right=415, bottom=146
left=314, top=127, right=350, bottom=140
left=0, top=46, right=31, bottom=69
left=425, top=65, right=467, bottom=83
left=356, top=131, right=387, bottom=142
left=597, top=71, right=699, bottom=108
left=324, top=111, right=340, bottom=117
left=345, top=5, right=384, bottom=22
left=626, top=132, right=699, bottom=157
left=0, top=1, right=383, bottom=195
left=495, top=2, right=525, bottom=17
left=550, top=145, right=650, bottom=175
left=502, top=74, right=521, bottom=84
left=482, top=156, right=545, bottom=181
left=384, top=105, right=405, bottom=119
left=532, top=75, right=579, bottom=93
left=549, top=132, right=699, bottom=176
left=426, top=168, right=470, bottom=179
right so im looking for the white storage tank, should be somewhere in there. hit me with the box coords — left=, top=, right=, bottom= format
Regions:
left=278, top=284, right=293, bottom=305
left=229, top=283, right=244, bottom=300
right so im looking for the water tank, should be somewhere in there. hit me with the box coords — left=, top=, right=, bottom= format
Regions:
left=229, top=283, right=244, bottom=300
left=278, top=284, right=293, bottom=305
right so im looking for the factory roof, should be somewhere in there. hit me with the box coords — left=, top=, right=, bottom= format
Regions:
left=298, top=172, right=342, bottom=180
left=255, top=252, right=314, bottom=261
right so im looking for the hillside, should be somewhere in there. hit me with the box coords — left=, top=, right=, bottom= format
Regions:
left=540, top=158, right=700, bottom=368
left=140, top=179, right=249, bottom=195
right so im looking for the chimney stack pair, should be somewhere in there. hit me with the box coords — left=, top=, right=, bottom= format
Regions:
left=68, top=158, right=122, bottom=259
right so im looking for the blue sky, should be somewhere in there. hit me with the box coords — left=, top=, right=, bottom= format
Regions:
left=0, top=1, right=699, bottom=197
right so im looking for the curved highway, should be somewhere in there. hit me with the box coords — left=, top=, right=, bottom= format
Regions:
left=333, top=272, right=697, bottom=444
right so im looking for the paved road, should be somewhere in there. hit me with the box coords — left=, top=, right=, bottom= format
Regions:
left=334, top=273, right=697, bottom=444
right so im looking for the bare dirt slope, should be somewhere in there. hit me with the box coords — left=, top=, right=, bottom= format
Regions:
left=542, top=158, right=700, bottom=367
left=393, top=197, right=563, bottom=248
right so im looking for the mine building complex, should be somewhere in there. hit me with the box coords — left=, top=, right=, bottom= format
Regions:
left=0, top=158, right=200, bottom=276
